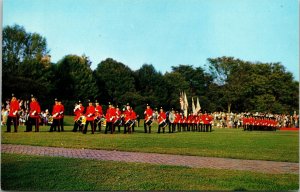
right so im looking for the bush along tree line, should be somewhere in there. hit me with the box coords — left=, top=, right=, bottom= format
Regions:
left=3, top=24, right=299, bottom=116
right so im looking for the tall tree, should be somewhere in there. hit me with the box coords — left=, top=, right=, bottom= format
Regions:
left=2, top=24, right=52, bottom=100
left=94, top=58, right=136, bottom=105
left=54, top=54, right=98, bottom=102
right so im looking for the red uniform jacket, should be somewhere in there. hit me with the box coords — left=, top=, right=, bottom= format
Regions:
left=8, top=100, right=20, bottom=117
left=174, top=113, right=180, bottom=124
left=52, top=104, right=62, bottom=119
left=115, top=109, right=122, bottom=119
left=74, top=105, right=85, bottom=121
left=158, top=112, right=166, bottom=124
left=85, top=105, right=95, bottom=121
left=59, top=104, right=64, bottom=118
left=202, top=114, right=210, bottom=124
left=29, top=101, right=41, bottom=118
left=131, top=110, right=137, bottom=120
left=144, top=108, right=153, bottom=120
left=95, top=105, right=103, bottom=117
left=124, top=109, right=132, bottom=123
left=105, top=107, right=116, bottom=123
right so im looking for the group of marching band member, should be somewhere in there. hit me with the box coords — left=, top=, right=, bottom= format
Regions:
left=7, top=94, right=281, bottom=134
left=72, top=100, right=137, bottom=134
left=242, top=115, right=277, bottom=131
left=144, top=105, right=214, bottom=133
left=6, top=94, right=43, bottom=132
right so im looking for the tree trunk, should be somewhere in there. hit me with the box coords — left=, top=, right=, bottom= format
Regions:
left=227, top=103, right=231, bottom=113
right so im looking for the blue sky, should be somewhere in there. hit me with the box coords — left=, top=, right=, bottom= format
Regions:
left=3, top=0, right=299, bottom=80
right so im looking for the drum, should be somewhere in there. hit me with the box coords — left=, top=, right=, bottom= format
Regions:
left=48, top=116, right=53, bottom=125
left=125, top=120, right=134, bottom=127
left=101, top=118, right=106, bottom=127
left=145, top=118, right=153, bottom=126
left=78, top=116, right=86, bottom=125
left=114, top=119, right=122, bottom=126
left=159, top=121, right=167, bottom=128
left=94, top=116, right=102, bottom=125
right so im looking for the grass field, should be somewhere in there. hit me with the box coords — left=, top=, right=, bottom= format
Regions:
left=2, top=116, right=299, bottom=190
left=2, top=116, right=299, bottom=162
left=1, top=153, right=298, bottom=191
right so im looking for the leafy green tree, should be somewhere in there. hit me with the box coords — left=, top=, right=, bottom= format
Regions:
left=163, top=72, right=189, bottom=109
left=94, top=58, right=136, bottom=104
left=134, top=64, right=168, bottom=107
left=2, top=24, right=52, bottom=101
left=54, top=54, right=98, bottom=101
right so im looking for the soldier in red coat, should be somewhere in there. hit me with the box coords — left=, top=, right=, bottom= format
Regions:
left=123, top=103, right=133, bottom=134
left=58, top=100, right=65, bottom=131
left=27, top=95, right=41, bottom=132
left=105, top=102, right=115, bottom=134
left=7, top=94, right=20, bottom=132
left=49, top=98, right=62, bottom=132
left=158, top=107, right=167, bottom=133
left=131, top=107, right=137, bottom=132
left=114, top=105, right=122, bottom=132
left=202, top=112, right=210, bottom=132
left=94, top=100, right=103, bottom=132
left=84, top=100, right=95, bottom=134
left=144, top=104, right=153, bottom=133
left=174, top=111, right=181, bottom=132
left=72, top=100, right=85, bottom=132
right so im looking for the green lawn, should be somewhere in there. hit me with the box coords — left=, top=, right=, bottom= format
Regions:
left=1, top=153, right=298, bottom=191
left=2, top=116, right=299, bottom=162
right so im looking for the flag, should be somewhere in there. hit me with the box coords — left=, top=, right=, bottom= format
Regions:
left=180, top=92, right=184, bottom=111
left=184, top=92, right=188, bottom=117
left=192, top=97, right=196, bottom=115
left=196, top=97, right=201, bottom=113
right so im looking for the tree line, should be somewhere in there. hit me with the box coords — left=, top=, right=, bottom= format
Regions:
left=3, top=24, right=299, bottom=116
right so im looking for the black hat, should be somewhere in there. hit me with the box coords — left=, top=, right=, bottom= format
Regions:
left=95, top=100, right=99, bottom=103
left=146, top=103, right=149, bottom=106
left=78, top=100, right=82, bottom=103
left=116, top=105, right=119, bottom=108
left=160, top=107, right=163, bottom=110
left=108, top=102, right=112, bottom=105
left=55, top=98, right=58, bottom=101
left=126, top=103, right=130, bottom=106
left=88, top=99, right=92, bottom=103
left=11, top=93, right=16, bottom=97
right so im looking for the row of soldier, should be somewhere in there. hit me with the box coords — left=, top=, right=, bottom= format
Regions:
left=4, top=94, right=215, bottom=133
left=8, top=93, right=281, bottom=133
left=5, top=94, right=46, bottom=132
left=71, top=100, right=214, bottom=134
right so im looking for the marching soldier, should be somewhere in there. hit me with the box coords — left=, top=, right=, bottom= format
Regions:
left=174, top=111, right=180, bottom=132
left=58, top=100, right=65, bottom=131
left=7, top=94, right=20, bottom=132
left=168, top=108, right=175, bottom=133
left=123, top=103, right=133, bottom=134
left=27, top=95, right=41, bottom=132
left=49, top=98, right=62, bottom=132
left=131, top=107, right=137, bottom=132
left=144, top=104, right=153, bottom=133
left=72, top=100, right=85, bottom=132
left=105, top=102, right=115, bottom=134
left=114, top=105, right=122, bottom=132
left=94, top=100, right=103, bottom=132
left=83, top=100, right=95, bottom=134
left=157, top=107, right=167, bottom=133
